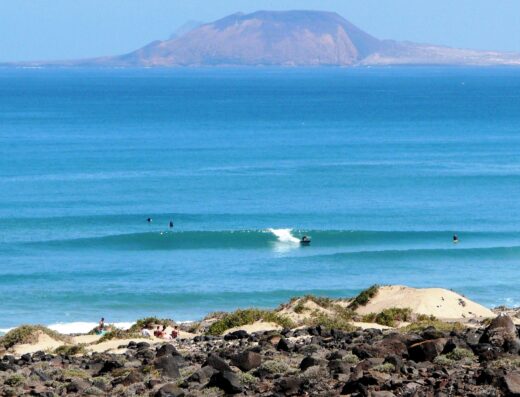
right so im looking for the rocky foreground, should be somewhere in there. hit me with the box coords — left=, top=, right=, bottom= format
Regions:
left=2, top=313, right=520, bottom=396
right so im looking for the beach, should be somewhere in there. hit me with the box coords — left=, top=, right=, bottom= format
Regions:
left=2, top=284, right=520, bottom=396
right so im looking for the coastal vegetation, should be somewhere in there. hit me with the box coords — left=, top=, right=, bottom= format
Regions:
left=361, top=307, right=412, bottom=327
left=206, top=308, right=294, bottom=336
left=400, top=317, right=464, bottom=333
left=347, top=285, right=380, bottom=310
left=0, top=325, right=70, bottom=349
left=97, top=329, right=145, bottom=343
left=54, top=344, right=87, bottom=356
left=128, top=317, right=176, bottom=333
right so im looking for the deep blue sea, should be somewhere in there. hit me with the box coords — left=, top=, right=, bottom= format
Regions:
left=1, top=67, right=520, bottom=332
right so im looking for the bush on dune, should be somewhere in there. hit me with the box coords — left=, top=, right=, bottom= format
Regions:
left=54, top=344, right=87, bottom=356
left=0, top=325, right=71, bottom=349
left=96, top=329, right=145, bottom=343
left=128, top=317, right=176, bottom=333
left=304, top=312, right=356, bottom=332
left=362, top=307, right=412, bottom=327
left=206, top=308, right=294, bottom=336
left=400, top=318, right=463, bottom=333
left=348, top=285, right=380, bottom=310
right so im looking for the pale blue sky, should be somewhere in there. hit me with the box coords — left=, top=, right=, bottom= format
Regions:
left=2, top=0, right=520, bottom=62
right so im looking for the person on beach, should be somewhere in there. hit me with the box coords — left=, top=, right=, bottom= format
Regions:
left=171, top=326, right=179, bottom=339
left=141, top=325, right=153, bottom=337
left=154, top=326, right=162, bottom=337
left=95, top=317, right=105, bottom=335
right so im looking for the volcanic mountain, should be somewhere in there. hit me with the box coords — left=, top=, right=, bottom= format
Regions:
left=15, top=10, right=520, bottom=67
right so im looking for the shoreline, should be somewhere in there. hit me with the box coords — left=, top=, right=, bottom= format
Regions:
left=0, top=284, right=511, bottom=337
left=1, top=285, right=520, bottom=396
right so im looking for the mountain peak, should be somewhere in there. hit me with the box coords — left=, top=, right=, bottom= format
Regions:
left=10, top=10, right=520, bottom=67
left=119, top=9, right=383, bottom=67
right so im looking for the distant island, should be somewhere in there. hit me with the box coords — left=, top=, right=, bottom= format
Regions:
left=6, top=10, right=520, bottom=67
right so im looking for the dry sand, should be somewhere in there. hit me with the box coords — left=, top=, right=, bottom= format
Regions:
left=4, top=285, right=498, bottom=357
left=352, top=285, right=495, bottom=320
left=278, top=298, right=336, bottom=323
left=12, top=331, right=64, bottom=356
left=223, top=321, right=282, bottom=335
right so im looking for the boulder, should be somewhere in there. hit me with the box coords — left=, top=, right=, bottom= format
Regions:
left=97, top=359, right=124, bottom=375
left=208, top=371, right=243, bottom=394
left=187, top=366, right=217, bottom=384
left=66, top=378, right=91, bottom=393
left=480, top=314, right=518, bottom=347
left=155, top=383, right=185, bottom=397
left=277, top=337, right=292, bottom=352
left=372, top=391, right=397, bottom=397
left=156, top=344, right=179, bottom=357
left=154, top=355, right=181, bottom=379
left=224, top=330, right=249, bottom=340
left=231, top=350, right=262, bottom=371
left=408, top=338, right=448, bottom=362
left=503, top=371, right=520, bottom=396
left=300, top=356, right=322, bottom=371
left=136, top=341, right=151, bottom=350
left=204, top=353, right=232, bottom=372
left=276, top=376, right=303, bottom=396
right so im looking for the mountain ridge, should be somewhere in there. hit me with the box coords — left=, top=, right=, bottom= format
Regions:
left=5, top=10, right=520, bottom=67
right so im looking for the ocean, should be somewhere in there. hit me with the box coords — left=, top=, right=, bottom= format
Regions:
left=1, top=67, right=520, bottom=333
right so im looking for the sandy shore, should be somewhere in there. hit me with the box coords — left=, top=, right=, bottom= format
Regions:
left=1, top=284, right=501, bottom=358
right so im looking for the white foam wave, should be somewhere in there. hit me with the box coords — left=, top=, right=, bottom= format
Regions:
left=267, top=228, right=300, bottom=244
left=47, top=321, right=134, bottom=334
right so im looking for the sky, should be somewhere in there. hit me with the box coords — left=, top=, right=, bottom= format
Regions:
left=2, top=0, right=520, bottom=62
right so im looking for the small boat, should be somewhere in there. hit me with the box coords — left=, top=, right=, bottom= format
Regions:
left=300, top=236, right=311, bottom=246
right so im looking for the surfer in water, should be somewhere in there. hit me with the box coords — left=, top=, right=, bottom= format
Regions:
left=147, top=217, right=152, bottom=223
left=169, top=220, right=174, bottom=228
left=453, top=234, right=459, bottom=244
left=300, top=235, right=311, bottom=245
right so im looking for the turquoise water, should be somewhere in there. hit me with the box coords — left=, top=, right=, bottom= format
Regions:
left=2, top=67, right=520, bottom=331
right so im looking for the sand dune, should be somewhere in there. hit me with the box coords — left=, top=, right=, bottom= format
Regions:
left=353, top=285, right=495, bottom=320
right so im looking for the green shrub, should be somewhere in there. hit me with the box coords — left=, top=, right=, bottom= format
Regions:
left=342, top=353, right=360, bottom=364
left=0, top=325, right=71, bottom=349
left=206, top=309, right=294, bottom=336
left=417, top=314, right=437, bottom=321
left=348, top=285, right=380, bottom=310
left=62, top=368, right=90, bottom=380
left=293, top=300, right=307, bottom=314
left=400, top=319, right=463, bottom=333
left=128, top=317, right=176, bottom=333
left=446, top=348, right=475, bottom=361
left=259, top=360, right=290, bottom=374
left=433, top=355, right=455, bottom=366
left=372, top=363, right=395, bottom=373
left=4, top=374, right=25, bottom=387
left=304, top=311, right=356, bottom=331
left=362, top=307, right=412, bottom=327
left=54, top=344, right=87, bottom=356
left=96, top=329, right=144, bottom=343
left=489, top=358, right=520, bottom=369
left=300, top=365, right=327, bottom=382
left=237, top=372, right=258, bottom=385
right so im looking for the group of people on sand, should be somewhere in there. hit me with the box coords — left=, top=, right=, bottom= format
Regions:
left=141, top=324, right=179, bottom=340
